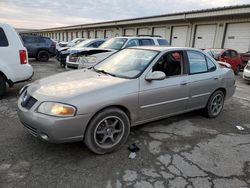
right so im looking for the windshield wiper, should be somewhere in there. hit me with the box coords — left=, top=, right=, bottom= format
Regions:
left=94, top=68, right=116, bottom=77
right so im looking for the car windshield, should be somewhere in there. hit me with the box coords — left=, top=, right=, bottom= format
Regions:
left=73, top=39, right=93, bottom=48
left=99, top=38, right=127, bottom=50
left=204, top=49, right=223, bottom=59
left=94, top=48, right=159, bottom=79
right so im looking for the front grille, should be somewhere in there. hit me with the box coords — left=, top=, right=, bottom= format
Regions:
left=21, top=92, right=37, bottom=110
left=22, top=122, right=38, bottom=137
left=69, top=55, right=79, bottom=62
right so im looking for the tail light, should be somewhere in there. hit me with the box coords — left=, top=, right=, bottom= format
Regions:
left=19, top=50, right=27, bottom=64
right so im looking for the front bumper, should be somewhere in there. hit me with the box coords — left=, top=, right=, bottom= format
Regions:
left=243, top=68, right=250, bottom=81
left=17, top=95, right=91, bottom=143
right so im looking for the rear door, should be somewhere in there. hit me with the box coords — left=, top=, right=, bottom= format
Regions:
left=186, top=50, right=219, bottom=109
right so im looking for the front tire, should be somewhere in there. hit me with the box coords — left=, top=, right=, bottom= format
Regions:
left=84, top=108, right=130, bottom=154
left=205, top=90, right=224, bottom=118
left=0, top=75, right=6, bottom=98
left=37, top=51, right=49, bottom=62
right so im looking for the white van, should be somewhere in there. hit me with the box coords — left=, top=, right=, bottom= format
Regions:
left=0, top=23, right=33, bottom=97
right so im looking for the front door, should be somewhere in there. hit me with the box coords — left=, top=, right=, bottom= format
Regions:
left=138, top=51, right=189, bottom=122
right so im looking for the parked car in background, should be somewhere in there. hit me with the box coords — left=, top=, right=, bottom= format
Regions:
left=66, top=36, right=169, bottom=69
left=20, top=34, right=56, bottom=62
left=0, top=23, right=33, bottom=97
left=204, top=48, right=242, bottom=75
left=240, top=51, right=250, bottom=67
left=67, top=38, right=85, bottom=47
left=243, top=60, right=250, bottom=82
left=58, top=41, right=68, bottom=48
left=57, top=39, right=106, bottom=67
left=18, top=47, right=235, bottom=154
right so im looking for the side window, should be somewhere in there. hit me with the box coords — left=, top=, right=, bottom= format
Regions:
left=152, top=51, right=184, bottom=77
left=125, top=39, right=140, bottom=48
left=157, top=39, right=169, bottom=46
left=230, top=50, right=237, bottom=57
left=140, top=39, right=154, bottom=46
left=187, top=51, right=207, bottom=74
left=221, top=50, right=230, bottom=58
left=37, top=37, right=46, bottom=43
left=0, top=28, right=9, bottom=47
left=206, top=57, right=216, bottom=72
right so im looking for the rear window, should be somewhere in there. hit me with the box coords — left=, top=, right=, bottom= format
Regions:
left=0, top=28, right=9, bottom=47
left=157, top=39, right=168, bottom=45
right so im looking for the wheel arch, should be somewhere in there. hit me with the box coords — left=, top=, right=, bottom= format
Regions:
left=36, top=48, right=50, bottom=56
left=84, top=105, right=132, bottom=136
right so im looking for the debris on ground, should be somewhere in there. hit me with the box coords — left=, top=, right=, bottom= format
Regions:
left=128, top=152, right=136, bottom=159
left=128, top=143, right=140, bottom=159
left=236, top=125, right=245, bottom=131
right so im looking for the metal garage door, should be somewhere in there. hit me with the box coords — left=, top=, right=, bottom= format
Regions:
left=88, top=31, right=95, bottom=39
left=194, top=24, right=217, bottom=49
left=138, top=28, right=149, bottom=35
left=105, top=30, right=113, bottom=38
left=73, top=32, right=77, bottom=39
left=124, top=28, right=135, bottom=36
left=83, top=31, right=88, bottom=38
left=96, top=30, right=104, bottom=38
left=224, top=23, right=250, bottom=53
left=153, top=27, right=166, bottom=38
left=171, top=26, right=188, bottom=47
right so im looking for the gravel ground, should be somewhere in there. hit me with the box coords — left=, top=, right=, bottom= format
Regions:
left=0, top=58, right=249, bottom=188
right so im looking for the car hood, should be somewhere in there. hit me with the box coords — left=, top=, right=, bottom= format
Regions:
left=58, top=47, right=70, bottom=52
left=27, top=69, right=131, bottom=101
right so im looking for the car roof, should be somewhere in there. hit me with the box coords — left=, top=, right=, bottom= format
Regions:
left=115, top=36, right=163, bottom=39
left=129, top=46, right=204, bottom=52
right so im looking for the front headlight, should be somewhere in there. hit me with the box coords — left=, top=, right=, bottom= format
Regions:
left=19, top=84, right=30, bottom=95
left=37, top=102, right=76, bottom=117
left=86, top=56, right=97, bottom=63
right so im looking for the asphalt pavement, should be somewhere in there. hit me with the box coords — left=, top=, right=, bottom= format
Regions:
left=0, top=59, right=249, bottom=188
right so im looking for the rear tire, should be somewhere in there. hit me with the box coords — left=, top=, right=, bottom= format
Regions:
left=205, top=90, right=224, bottom=118
left=37, top=51, right=49, bottom=62
left=84, top=108, right=130, bottom=154
left=0, top=75, right=6, bottom=98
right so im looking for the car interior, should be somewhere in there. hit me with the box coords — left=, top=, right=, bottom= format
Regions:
left=152, top=51, right=183, bottom=77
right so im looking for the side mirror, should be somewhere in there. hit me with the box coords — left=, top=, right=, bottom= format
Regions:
left=145, top=71, right=166, bottom=81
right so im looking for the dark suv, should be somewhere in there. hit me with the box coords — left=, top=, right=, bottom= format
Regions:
left=20, top=35, right=56, bottom=62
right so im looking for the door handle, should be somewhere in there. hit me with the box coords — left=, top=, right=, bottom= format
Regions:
left=214, top=77, right=219, bottom=80
left=180, top=81, right=187, bottom=86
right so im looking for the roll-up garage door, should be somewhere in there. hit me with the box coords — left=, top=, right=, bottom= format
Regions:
left=224, top=23, right=250, bottom=53
left=194, top=25, right=217, bottom=49
left=138, top=28, right=149, bottom=35
left=96, top=30, right=104, bottom=38
left=105, top=30, right=113, bottom=38
left=83, top=31, right=88, bottom=38
left=63, top=32, right=67, bottom=41
left=73, top=32, right=77, bottom=39
left=153, top=27, right=166, bottom=38
left=124, top=28, right=135, bottom=36
left=171, top=26, right=188, bottom=47
left=88, top=31, right=95, bottom=39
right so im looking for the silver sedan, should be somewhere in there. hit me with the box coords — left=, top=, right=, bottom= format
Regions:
left=17, top=46, right=235, bottom=154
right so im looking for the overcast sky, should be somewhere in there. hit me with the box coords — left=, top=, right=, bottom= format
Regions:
left=0, top=0, right=249, bottom=29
